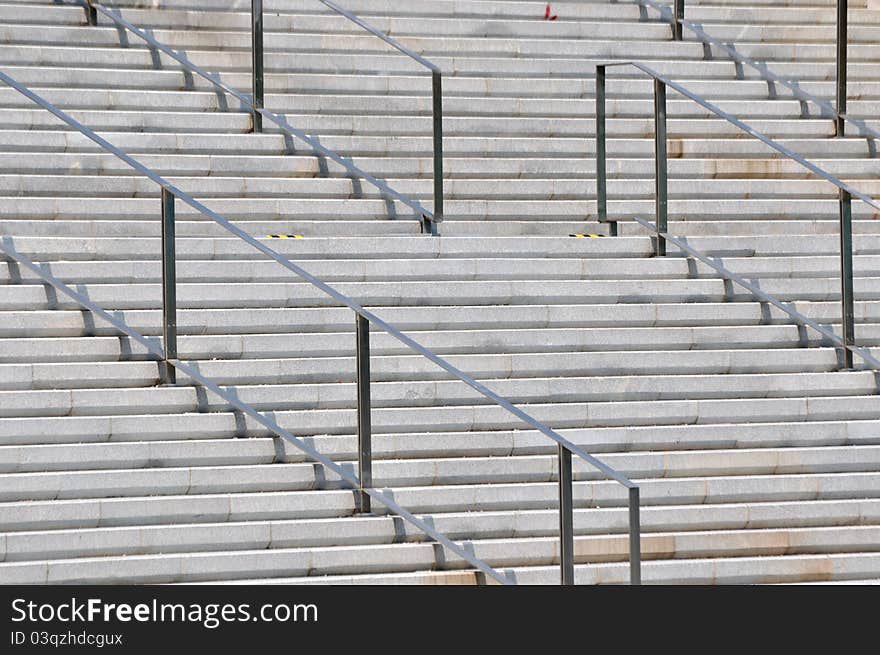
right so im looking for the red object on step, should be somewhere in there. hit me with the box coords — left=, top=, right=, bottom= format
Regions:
left=544, top=4, right=558, bottom=20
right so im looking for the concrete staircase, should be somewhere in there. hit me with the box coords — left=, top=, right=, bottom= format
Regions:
left=0, top=0, right=879, bottom=584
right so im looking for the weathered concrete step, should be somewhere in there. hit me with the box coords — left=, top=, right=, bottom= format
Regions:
left=4, top=494, right=877, bottom=561
left=3, top=299, right=875, bottom=340
left=7, top=231, right=880, bottom=261
left=6, top=86, right=876, bottom=120
left=5, top=276, right=880, bottom=311
left=3, top=416, right=879, bottom=472
left=0, top=234, right=659, bottom=261
left=5, top=21, right=677, bottom=50
left=0, top=106, right=856, bottom=138
left=506, top=551, right=880, bottom=585
left=3, top=129, right=879, bottom=160
left=0, top=4, right=646, bottom=31
left=8, top=216, right=880, bottom=238
left=6, top=255, right=880, bottom=284
left=2, top=524, right=879, bottom=584
left=26, top=0, right=856, bottom=14
left=6, top=56, right=880, bottom=85
left=12, top=66, right=880, bottom=102
left=2, top=393, right=880, bottom=448
left=262, top=551, right=880, bottom=585
left=0, top=25, right=691, bottom=56
left=7, top=43, right=880, bottom=81
left=77, top=12, right=880, bottom=46
left=5, top=175, right=880, bottom=201
left=693, top=23, right=880, bottom=43
left=1, top=197, right=878, bottom=222
left=0, top=323, right=865, bottom=367
left=3, top=444, right=880, bottom=501
left=1, top=470, right=878, bottom=534
left=4, top=153, right=879, bottom=183
left=0, top=347, right=845, bottom=393
left=0, top=370, right=873, bottom=418
left=3, top=174, right=878, bottom=199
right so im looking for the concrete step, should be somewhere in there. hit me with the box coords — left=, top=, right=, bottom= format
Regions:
left=2, top=393, right=880, bottom=446
left=3, top=496, right=876, bottom=561
left=1, top=469, right=879, bottom=532
left=3, top=416, right=879, bottom=467
left=1, top=525, right=879, bottom=583
left=0, top=321, right=871, bottom=366
left=0, top=347, right=847, bottom=391
left=2, top=443, right=880, bottom=500
left=5, top=254, right=880, bottom=284
left=0, top=370, right=874, bottom=418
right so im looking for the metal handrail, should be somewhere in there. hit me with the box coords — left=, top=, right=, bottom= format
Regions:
left=597, top=60, right=880, bottom=369
left=312, top=0, right=444, bottom=230
left=0, top=68, right=642, bottom=585
left=631, top=216, right=880, bottom=372
left=638, top=0, right=875, bottom=140
left=0, top=69, right=505, bottom=586
left=81, top=0, right=441, bottom=233
left=0, top=236, right=510, bottom=584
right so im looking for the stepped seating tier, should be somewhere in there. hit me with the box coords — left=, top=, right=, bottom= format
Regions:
left=0, top=0, right=878, bottom=584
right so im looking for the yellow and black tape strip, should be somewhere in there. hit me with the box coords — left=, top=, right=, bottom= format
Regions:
left=570, top=233, right=604, bottom=238
left=267, top=234, right=304, bottom=239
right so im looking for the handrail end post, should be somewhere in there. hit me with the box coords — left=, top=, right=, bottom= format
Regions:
left=596, top=65, right=610, bottom=234
left=355, top=314, right=372, bottom=514
left=839, top=188, right=855, bottom=369
left=83, top=0, right=98, bottom=26
left=251, top=0, right=264, bottom=134
left=421, top=215, right=439, bottom=236
left=653, top=79, right=668, bottom=257
left=835, top=0, right=847, bottom=138
left=558, top=445, right=575, bottom=586
left=431, top=69, right=444, bottom=231
left=673, top=0, right=684, bottom=41
left=160, top=188, right=177, bottom=386
left=628, top=486, right=642, bottom=586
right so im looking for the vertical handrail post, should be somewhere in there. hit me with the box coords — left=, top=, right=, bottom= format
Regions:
left=839, top=189, right=855, bottom=369
left=83, top=0, right=97, bottom=26
left=628, top=486, right=642, bottom=585
left=673, top=0, right=684, bottom=40
left=355, top=314, right=372, bottom=513
left=160, top=188, right=177, bottom=385
left=251, top=0, right=264, bottom=133
left=596, top=65, right=616, bottom=236
left=836, top=0, right=847, bottom=137
left=430, top=69, right=443, bottom=236
left=653, top=79, right=668, bottom=256
left=558, top=445, right=574, bottom=585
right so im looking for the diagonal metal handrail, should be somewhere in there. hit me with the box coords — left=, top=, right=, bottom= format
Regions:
left=312, top=0, right=444, bottom=231
left=597, top=60, right=878, bottom=370
left=0, top=67, right=642, bottom=585
left=632, top=216, right=880, bottom=371
left=0, top=67, right=505, bottom=584
left=80, top=0, right=440, bottom=233
left=631, top=0, right=880, bottom=142
left=0, top=235, right=510, bottom=585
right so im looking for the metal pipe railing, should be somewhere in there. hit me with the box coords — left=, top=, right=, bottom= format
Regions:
left=160, top=187, right=177, bottom=385
left=597, top=61, right=880, bottom=371
left=312, top=0, right=445, bottom=230
left=672, top=0, right=684, bottom=41
left=247, top=0, right=444, bottom=229
left=251, top=0, right=264, bottom=133
left=0, top=67, right=509, bottom=585
left=637, top=0, right=870, bottom=142
left=82, top=0, right=441, bottom=233
left=1, top=67, right=642, bottom=585
left=836, top=0, right=848, bottom=137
